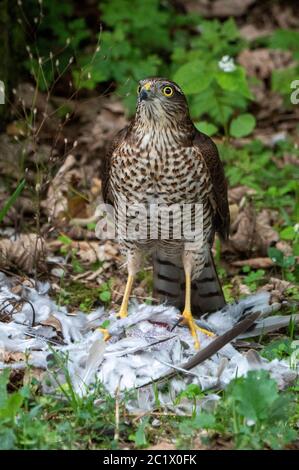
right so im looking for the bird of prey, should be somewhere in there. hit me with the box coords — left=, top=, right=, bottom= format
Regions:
left=102, top=77, right=229, bottom=348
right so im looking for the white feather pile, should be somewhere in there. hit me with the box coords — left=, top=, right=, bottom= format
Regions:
left=0, top=272, right=297, bottom=413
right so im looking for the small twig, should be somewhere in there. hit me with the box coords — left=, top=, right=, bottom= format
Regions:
left=114, top=381, right=121, bottom=443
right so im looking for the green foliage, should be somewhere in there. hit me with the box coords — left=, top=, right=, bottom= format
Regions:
left=268, top=246, right=298, bottom=283
left=77, top=0, right=179, bottom=111
left=219, top=138, right=298, bottom=221
left=269, top=29, right=299, bottom=60
left=242, top=266, right=265, bottom=292
left=23, top=0, right=90, bottom=90
left=269, top=29, right=299, bottom=104
left=0, top=179, right=25, bottom=223
left=178, top=371, right=297, bottom=450
left=229, top=113, right=256, bottom=138
left=129, top=417, right=149, bottom=448
left=57, top=280, right=112, bottom=312
left=172, top=18, right=252, bottom=135
left=0, top=367, right=131, bottom=449
left=261, top=338, right=294, bottom=361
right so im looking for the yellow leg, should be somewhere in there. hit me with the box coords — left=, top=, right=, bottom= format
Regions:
left=182, top=273, right=215, bottom=349
left=117, top=274, right=134, bottom=318
left=98, top=327, right=111, bottom=341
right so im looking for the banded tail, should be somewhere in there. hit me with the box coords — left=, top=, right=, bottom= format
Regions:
left=153, top=249, right=225, bottom=316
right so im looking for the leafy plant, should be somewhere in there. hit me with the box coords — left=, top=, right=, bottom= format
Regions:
left=178, top=371, right=297, bottom=450
left=242, top=266, right=265, bottom=292
left=76, top=0, right=179, bottom=111
left=172, top=18, right=253, bottom=136
left=0, top=179, right=25, bottom=224
left=57, top=280, right=112, bottom=312
left=261, top=338, right=294, bottom=361
left=269, top=29, right=299, bottom=104
left=268, top=246, right=298, bottom=282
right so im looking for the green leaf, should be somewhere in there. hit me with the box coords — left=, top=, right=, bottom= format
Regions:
left=133, top=417, right=149, bottom=447
left=192, top=412, right=216, bottom=429
left=195, top=121, right=218, bottom=136
left=99, top=291, right=111, bottom=302
left=268, top=247, right=284, bottom=266
left=58, top=234, right=73, bottom=246
left=230, top=113, right=256, bottom=138
left=216, top=67, right=252, bottom=98
left=0, top=370, right=9, bottom=408
left=0, top=393, right=24, bottom=420
left=173, top=61, right=213, bottom=94
left=0, top=180, right=25, bottom=223
left=270, top=29, right=299, bottom=59
left=227, top=370, right=279, bottom=422
left=272, top=67, right=299, bottom=95
left=280, top=226, right=295, bottom=241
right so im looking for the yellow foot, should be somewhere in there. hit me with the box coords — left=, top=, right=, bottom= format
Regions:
left=116, top=308, right=128, bottom=319
left=98, top=327, right=111, bottom=341
left=181, top=310, right=215, bottom=349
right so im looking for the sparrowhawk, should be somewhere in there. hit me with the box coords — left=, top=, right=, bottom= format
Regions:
left=102, top=77, right=230, bottom=348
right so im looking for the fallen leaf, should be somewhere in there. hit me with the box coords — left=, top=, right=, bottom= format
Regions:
left=0, top=234, right=46, bottom=273
left=41, top=314, right=62, bottom=333
left=232, top=258, right=274, bottom=269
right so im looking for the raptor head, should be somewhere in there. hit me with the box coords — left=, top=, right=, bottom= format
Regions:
left=136, top=77, right=189, bottom=124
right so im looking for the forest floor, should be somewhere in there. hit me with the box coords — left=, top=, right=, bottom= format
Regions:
left=0, top=0, right=298, bottom=450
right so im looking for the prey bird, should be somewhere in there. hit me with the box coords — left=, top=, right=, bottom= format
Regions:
left=102, top=77, right=229, bottom=348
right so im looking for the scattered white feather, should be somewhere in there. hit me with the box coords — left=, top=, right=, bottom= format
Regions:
left=0, top=272, right=297, bottom=413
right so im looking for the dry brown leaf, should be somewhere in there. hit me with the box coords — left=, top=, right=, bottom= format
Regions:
left=0, top=349, right=26, bottom=363
left=224, top=205, right=279, bottom=257
left=276, top=241, right=293, bottom=257
left=255, top=209, right=279, bottom=253
left=43, top=154, right=80, bottom=221
left=239, top=25, right=273, bottom=41
left=183, top=0, right=256, bottom=17
left=238, top=49, right=294, bottom=80
left=232, top=257, right=274, bottom=269
left=0, top=233, right=46, bottom=273
left=41, top=314, right=62, bottom=333
left=228, top=186, right=256, bottom=204
left=260, top=277, right=294, bottom=303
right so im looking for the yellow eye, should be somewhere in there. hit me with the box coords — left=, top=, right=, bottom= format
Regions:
left=163, top=86, right=174, bottom=97
left=137, top=85, right=141, bottom=94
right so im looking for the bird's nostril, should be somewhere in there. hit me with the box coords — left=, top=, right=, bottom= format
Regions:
left=140, top=89, right=148, bottom=101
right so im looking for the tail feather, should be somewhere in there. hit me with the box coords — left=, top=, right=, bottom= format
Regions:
left=153, top=249, right=225, bottom=316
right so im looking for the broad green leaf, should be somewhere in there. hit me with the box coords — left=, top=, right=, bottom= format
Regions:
left=173, top=61, right=213, bottom=94
left=195, top=121, right=218, bottom=136
left=0, top=370, right=9, bottom=408
left=280, top=226, right=296, bottom=241
left=230, top=113, right=256, bottom=138
left=0, top=180, right=25, bottom=224
left=227, top=370, right=279, bottom=422
left=216, top=67, right=252, bottom=98
left=99, top=291, right=111, bottom=302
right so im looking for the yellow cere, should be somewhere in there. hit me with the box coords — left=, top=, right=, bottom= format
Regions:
left=143, top=82, right=151, bottom=91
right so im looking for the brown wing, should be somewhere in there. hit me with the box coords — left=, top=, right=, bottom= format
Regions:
left=102, top=126, right=129, bottom=205
left=193, top=130, right=230, bottom=240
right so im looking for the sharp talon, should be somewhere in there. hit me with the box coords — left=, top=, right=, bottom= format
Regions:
left=181, top=310, right=200, bottom=349
left=195, top=325, right=215, bottom=338
left=98, top=327, right=111, bottom=341
left=171, top=317, right=183, bottom=331
left=116, top=309, right=128, bottom=319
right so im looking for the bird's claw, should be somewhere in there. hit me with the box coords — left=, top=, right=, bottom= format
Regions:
left=98, top=327, right=111, bottom=342
left=181, top=310, right=215, bottom=349
left=116, top=308, right=128, bottom=319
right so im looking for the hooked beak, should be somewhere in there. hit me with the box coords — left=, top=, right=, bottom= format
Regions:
left=139, top=88, right=149, bottom=101
left=139, top=82, right=152, bottom=101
